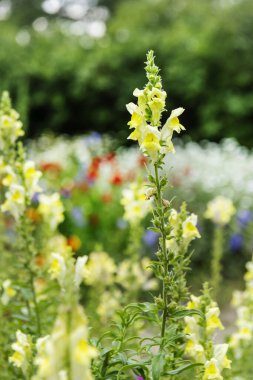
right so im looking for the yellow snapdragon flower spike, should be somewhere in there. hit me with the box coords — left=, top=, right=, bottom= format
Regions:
left=205, top=196, right=236, bottom=226
left=126, top=51, right=185, bottom=162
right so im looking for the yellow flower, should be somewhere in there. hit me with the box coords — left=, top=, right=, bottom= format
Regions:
left=206, top=307, right=224, bottom=333
left=204, top=196, right=236, bottom=226
left=38, top=193, right=64, bottom=230
left=72, top=337, right=97, bottom=365
left=187, top=294, right=201, bottom=310
left=147, top=87, right=166, bottom=126
left=133, top=88, right=147, bottom=114
left=166, top=237, right=178, bottom=253
left=213, top=344, right=231, bottom=370
left=23, top=160, right=42, bottom=195
left=121, top=183, right=152, bottom=223
left=84, top=251, right=116, bottom=286
left=126, top=102, right=149, bottom=147
left=2, top=166, right=17, bottom=186
left=140, top=126, right=161, bottom=161
left=1, top=279, right=16, bottom=305
left=184, top=334, right=205, bottom=362
left=163, top=107, right=185, bottom=133
left=1, top=184, right=25, bottom=220
left=182, top=213, right=201, bottom=241
left=169, top=209, right=179, bottom=227
left=9, top=330, right=32, bottom=373
left=48, top=252, right=67, bottom=287
left=184, top=316, right=200, bottom=336
left=203, top=358, right=223, bottom=380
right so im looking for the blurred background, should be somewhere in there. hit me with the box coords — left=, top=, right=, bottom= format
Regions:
left=1, top=0, right=253, bottom=299
left=0, top=0, right=253, bottom=145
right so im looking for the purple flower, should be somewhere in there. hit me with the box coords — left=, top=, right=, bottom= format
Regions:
left=237, top=210, right=253, bottom=227
left=71, top=207, right=85, bottom=227
left=229, top=233, right=243, bottom=251
left=136, top=377, right=144, bottom=380
left=143, top=230, right=159, bottom=247
left=31, top=192, right=40, bottom=205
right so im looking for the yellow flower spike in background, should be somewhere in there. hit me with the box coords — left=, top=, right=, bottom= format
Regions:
left=121, top=182, right=152, bottom=224
left=38, top=193, right=64, bottom=230
left=205, top=195, right=236, bottom=299
left=205, top=195, right=236, bottom=226
left=9, top=330, right=32, bottom=376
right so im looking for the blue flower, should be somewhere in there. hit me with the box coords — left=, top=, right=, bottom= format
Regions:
left=237, top=210, right=253, bottom=228
left=143, top=230, right=159, bottom=247
left=229, top=233, right=243, bottom=252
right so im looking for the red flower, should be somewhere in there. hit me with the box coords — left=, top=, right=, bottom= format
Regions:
left=111, top=173, right=122, bottom=186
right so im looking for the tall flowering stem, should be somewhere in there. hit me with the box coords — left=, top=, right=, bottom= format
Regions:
left=205, top=196, right=236, bottom=299
left=125, top=52, right=202, bottom=376
left=153, top=162, right=169, bottom=338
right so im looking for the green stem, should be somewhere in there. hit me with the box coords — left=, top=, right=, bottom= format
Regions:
left=154, top=164, right=168, bottom=340
left=20, top=214, right=41, bottom=337
left=211, top=226, right=223, bottom=300
left=30, top=269, right=42, bottom=336
left=66, top=309, right=73, bottom=380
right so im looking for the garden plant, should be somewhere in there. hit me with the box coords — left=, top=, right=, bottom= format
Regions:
left=0, top=51, right=252, bottom=380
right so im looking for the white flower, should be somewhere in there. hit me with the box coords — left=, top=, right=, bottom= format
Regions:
left=38, top=193, right=64, bottom=230
left=74, top=256, right=89, bottom=287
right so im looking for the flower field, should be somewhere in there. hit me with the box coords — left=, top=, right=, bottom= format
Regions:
left=1, top=51, right=253, bottom=380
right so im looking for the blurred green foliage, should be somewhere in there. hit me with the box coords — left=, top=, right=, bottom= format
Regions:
left=0, top=0, right=253, bottom=144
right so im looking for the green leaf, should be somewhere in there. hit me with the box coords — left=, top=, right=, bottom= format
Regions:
left=165, top=362, right=203, bottom=375
left=152, top=353, right=165, bottom=380
left=170, top=308, right=205, bottom=320
left=117, top=363, right=148, bottom=380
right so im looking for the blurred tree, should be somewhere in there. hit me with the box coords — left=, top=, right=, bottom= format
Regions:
left=10, top=0, right=43, bottom=25
left=0, top=0, right=253, bottom=145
